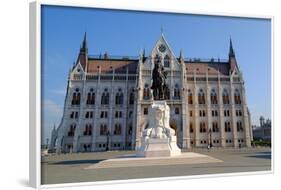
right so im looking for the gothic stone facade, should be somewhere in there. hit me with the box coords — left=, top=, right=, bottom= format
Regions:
left=49, top=34, right=252, bottom=153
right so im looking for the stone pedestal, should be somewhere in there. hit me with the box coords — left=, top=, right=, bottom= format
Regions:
left=137, top=136, right=181, bottom=157
left=136, top=101, right=181, bottom=157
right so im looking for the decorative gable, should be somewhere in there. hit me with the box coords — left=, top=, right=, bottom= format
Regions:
left=143, top=34, right=181, bottom=71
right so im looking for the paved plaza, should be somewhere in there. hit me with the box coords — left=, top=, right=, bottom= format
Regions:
left=41, top=147, right=271, bottom=185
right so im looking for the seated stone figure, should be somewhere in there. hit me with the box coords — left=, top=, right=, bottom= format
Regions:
left=137, top=101, right=181, bottom=157
left=142, top=101, right=175, bottom=139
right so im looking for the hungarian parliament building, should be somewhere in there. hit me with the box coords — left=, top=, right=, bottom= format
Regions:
left=49, top=33, right=253, bottom=153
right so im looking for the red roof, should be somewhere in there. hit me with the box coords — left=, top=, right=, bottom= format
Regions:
left=87, top=59, right=138, bottom=74
left=85, top=57, right=230, bottom=76
left=185, top=62, right=229, bottom=76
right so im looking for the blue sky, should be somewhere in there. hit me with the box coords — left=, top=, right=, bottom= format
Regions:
left=41, top=5, right=271, bottom=144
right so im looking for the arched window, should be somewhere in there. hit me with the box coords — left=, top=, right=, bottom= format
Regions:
left=234, top=89, right=242, bottom=105
left=188, top=89, right=193, bottom=104
left=210, top=89, right=218, bottom=105
left=198, top=89, right=205, bottom=104
left=212, top=122, right=219, bottom=132
left=223, top=89, right=230, bottom=105
left=143, top=84, right=150, bottom=100
left=189, top=122, right=193, bottom=133
left=68, top=124, right=76, bottom=136
left=164, top=55, right=170, bottom=67
left=199, top=122, right=206, bottom=133
left=174, top=84, right=181, bottom=99
left=101, top=88, right=110, bottom=105
left=114, top=124, right=122, bottom=135
left=71, top=88, right=80, bottom=105
left=84, top=124, right=92, bottom=136
left=115, top=88, right=124, bottom=105
left=100, top=124, right=108, bottom=135
left=237, top=121, right=243, bottom=132
left=86, top=88, right=95, bottom=105
left=129, top=89, right=134, bottom=104
left=224, top=122, right=231, bottom=132
left=127, top=123, right=133, bottom=135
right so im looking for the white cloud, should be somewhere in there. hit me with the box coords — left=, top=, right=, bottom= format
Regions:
left=43, top=99, right=63, bottom=116
left=51, top=89, right=66, bottom=96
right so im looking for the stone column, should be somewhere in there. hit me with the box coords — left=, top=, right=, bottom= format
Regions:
left=206, top=73, right=212, bottom=146
left=73, top=76, right=86, bottom=152
left=181, top=62, right=190, bottom=149
left=108, top=72, right=114, bottom=150
left=122, top=68, right=129, bottom=149
left=91, top=70, right=101, bottom=151
left=134, top=60, right=143, bottom=149
left=218, top=77, right=226, bottom=147
left=194, top=85, right=200, bottom=147
left=230, top=77, right=238, bottom=148
left=241, top=85, right=251, bottom=147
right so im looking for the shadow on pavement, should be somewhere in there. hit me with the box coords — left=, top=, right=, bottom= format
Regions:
left=51, top=159, right=105, bottom=165
left=247, top=152, right=271, bottom=160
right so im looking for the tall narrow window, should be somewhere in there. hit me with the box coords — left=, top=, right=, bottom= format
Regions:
left=86, top=88, right=95, bottom=105
left=71, top=88, right=80, bottom=105
left=164, top=55, right=170, bottom=67
left=223, top=89, right=230, bottom=105
left=101, top=88, right=110, bottom=105
left=210, top=89, right=218, bottom=104
left=234, top=89, right=242, bottom=105
left=188, top=90, right=193, bottom=104
left=129, top=89, right=134, bottom=104
left=128, top=124, right=133, bottom=135
left=143, top=107, right=148, bottom=115
left=114, top=124, right=122, bottom=135
left=175, top=107, right=180, bottom=114
left=198, top=89, right=205, bottom=104
left=84, top=124, right=92, bottom=136
left=190, top=122, right=194, bottom=133
left=68, top=124, right=76, bottom=136
left=224, top=122, right=231, bottom=132
left=174, top=84, right=181, bottom=99
left=200, top=122, right=206, bottom=133
left=115, top=88, right=124, bottom=105
left=100, top=124, right=107, bottom=135
left=212, top=122, right=219, bottom=132
left=143, top=84, right=150, bottom=100
left=237, top=121, right=243, bottom=132
left=75, top=112, right=78, bottom=119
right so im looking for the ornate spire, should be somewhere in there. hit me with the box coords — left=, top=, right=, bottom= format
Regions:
left=80, top=32, right=88, bottom=53
left=51, top=124, right=56, bottom=134
left=229, top=38, right=235, bottom=58
left=179, top=49, right=183, bottom=60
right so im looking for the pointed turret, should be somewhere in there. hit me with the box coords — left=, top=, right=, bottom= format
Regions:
left=179, top=49, right=184, bottom=61
left=80, top=32, right=88, bottom=53
left=51, top=124, right=56, bottom=135
left=228, top=38, right=238, bottom=73
left=229, top=38, right=235, bottom=58
left=76, top=32, right=88, bottom=70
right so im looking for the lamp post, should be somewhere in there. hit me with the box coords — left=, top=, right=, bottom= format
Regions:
left=106, top=130, right=110, bottom=151
left=208, top=128, right=212, bottom=148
